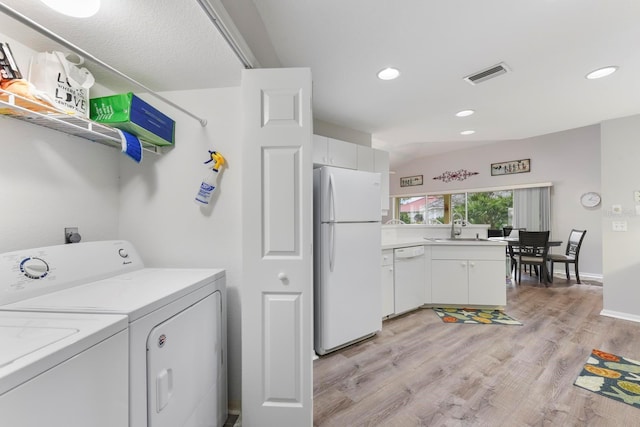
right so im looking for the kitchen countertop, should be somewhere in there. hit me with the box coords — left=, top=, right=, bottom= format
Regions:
left=381, top=238, right=507, bottom=250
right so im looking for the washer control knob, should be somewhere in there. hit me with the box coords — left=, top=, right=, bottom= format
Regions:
left=20, top=257, right=49, bottom=279
left=118, top=248, right=129, bottom=258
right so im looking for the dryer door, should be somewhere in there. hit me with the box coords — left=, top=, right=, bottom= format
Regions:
left=147, top=291, right=222, bottom=427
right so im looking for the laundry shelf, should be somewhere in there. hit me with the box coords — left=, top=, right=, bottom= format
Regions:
left=1, top=88, right=163, bottom=155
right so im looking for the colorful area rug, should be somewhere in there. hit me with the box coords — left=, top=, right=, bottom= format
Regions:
left=574, top=349, right=640, bottom=409
left=433, top=307, right=522, bottom=325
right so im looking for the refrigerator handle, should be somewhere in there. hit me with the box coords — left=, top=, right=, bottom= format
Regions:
left=329, top=173, right=336, bottom=222
left=329, top=222, right=335, bottom=272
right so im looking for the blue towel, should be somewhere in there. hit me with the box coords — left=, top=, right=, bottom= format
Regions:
left=117, top=129, right=142, bottom=163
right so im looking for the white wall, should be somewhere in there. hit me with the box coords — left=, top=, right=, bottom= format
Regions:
left=118, top=87, right=243, bottom=409
left=313, top=118, right=372, bottom=146
left=601, top=114, right=640, bottom=322
left=0, top=114, right=120, bottom=251
left=390, top=125, right=603, bottom=277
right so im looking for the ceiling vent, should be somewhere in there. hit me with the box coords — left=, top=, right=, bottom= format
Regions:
left=464, top=62, right=510, bottom=85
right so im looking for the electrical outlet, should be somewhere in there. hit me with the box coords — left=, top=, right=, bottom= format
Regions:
left=64, top=227, right=81, bottom=243
left=612, top=221, right=627, bottom=232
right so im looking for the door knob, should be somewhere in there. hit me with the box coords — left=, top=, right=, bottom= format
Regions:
left=277, top=272, right=288, bottom=281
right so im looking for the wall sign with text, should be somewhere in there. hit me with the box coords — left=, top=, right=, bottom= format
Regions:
left=491, top=158, right=530, bottom=176
left=400, top=175, right=423, bottom=187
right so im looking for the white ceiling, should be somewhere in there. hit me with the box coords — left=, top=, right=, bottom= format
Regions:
left=2, top=1, right=640, bottom=170
left=0, top=0, right=243, bottom=92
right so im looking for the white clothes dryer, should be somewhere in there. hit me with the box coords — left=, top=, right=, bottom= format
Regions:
left=0, top=240, right=227, bottom=427
left=0, top=310, right=129, bottom=427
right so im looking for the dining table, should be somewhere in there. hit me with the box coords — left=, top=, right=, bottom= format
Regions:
left=488, top=237, right=563, bottom=282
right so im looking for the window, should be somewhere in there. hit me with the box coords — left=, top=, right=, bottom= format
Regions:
left=391, top=183, right=549, bottom=229
left=397, top=196, right=426, bottom=224
left=465, top=190, right=513, bottom=228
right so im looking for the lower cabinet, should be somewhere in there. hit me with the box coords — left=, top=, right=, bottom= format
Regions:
left=381, top=249, right=394, bottom=318
left=431, top=260, right=468, bottom=304
left=431, top=245, right=506, bottom=306
left=468, top=259, right=506, bottom=305
left=381, top=244, right=505, bottom=319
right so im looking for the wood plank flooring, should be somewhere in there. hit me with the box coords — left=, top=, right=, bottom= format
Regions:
left=313, top=275, right=640, bottom=426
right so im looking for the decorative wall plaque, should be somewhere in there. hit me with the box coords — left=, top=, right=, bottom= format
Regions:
left=400, top=175, right=423, bottom=187
left=432, top=169, right=479, bottom=183
left=491, top=158, right=530, bottom=176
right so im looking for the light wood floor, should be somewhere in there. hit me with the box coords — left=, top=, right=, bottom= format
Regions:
left=313, top=275, right=640, bottom=426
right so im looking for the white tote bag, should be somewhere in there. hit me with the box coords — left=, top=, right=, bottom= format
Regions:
left=28, top=51, right=95, bottom=117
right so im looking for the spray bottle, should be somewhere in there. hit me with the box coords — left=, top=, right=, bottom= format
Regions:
left=195, top=150, right=225, bottom=205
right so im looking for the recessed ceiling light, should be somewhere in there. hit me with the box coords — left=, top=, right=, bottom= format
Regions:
left=586, top=66, right=618, bottom=80
left=40, top=0, right=100, bottom=18
left=456, top=109, right=475, bottom=117
left=460, top=130, right=475, bottom=135
left=377, top=67, right=400, bottom=81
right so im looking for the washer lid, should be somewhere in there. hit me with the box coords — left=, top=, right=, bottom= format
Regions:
left=0, top=311, right=127, bottom=395
left=0, top=324, right=77, bottom=368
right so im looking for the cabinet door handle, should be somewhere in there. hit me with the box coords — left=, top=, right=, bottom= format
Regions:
left=469, top=262, right=475, bottom=268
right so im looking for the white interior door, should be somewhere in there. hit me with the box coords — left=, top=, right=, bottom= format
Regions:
left=241, top=68, right=313, bottom=426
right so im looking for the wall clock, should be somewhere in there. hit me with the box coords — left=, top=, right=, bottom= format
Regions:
left=580, top=192, right=601, bottom=208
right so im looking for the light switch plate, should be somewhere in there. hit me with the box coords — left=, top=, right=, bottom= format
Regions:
left=612, top=221, right=628, bottom=232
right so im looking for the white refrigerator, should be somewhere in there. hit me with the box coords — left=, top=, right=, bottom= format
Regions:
left=313, top=166, right=382, bottom=355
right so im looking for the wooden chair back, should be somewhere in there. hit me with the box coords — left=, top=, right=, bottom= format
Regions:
left=566, top=229, right=587, bottom=257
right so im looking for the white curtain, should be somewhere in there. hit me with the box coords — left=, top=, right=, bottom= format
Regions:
left=513, top=187, right=551, bottom=231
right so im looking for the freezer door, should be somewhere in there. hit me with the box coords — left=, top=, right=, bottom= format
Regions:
left=315, top=222, right=382, bottom=354
left=315, top=166, right=381, bottom=222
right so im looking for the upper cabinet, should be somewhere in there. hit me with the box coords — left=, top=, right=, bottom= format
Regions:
left=356, top=145, right=374, bottom=171
left=312, top=135, right=357, bottom=169
left=313, top=134, right=390, bottom=213
left=374, top=149, right=390, bottom=212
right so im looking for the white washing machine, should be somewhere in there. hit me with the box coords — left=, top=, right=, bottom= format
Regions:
left=0, top=240, right=227, bottom=427
left=0, top=310, right=129, bottom=427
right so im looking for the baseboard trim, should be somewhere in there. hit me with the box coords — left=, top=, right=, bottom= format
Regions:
left=550, top=271, right=603, bottom=282
left=600, top=309, right=640, bottom=324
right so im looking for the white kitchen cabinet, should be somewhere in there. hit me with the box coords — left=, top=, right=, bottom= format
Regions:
left=357, top=145, right=375, bottom=171
left=381, top=250, right=394, bottom=318
left=312, top=135, right=357, bottom=169
left=374, top=149, right=390, bottom=212
left=468, top=259, right=505, bottom=305
left=431, top=245, right=506, bottom=306
left=432, top=260, right=469, bottom=304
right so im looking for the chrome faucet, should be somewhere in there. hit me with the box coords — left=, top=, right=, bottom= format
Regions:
left=450, top=213, right=464, bottom=239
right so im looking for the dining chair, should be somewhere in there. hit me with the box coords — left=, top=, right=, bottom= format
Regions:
left=517, top=231, right=550, bottom=285
left=504, top=227, right=527, bottom=275
left=488, top=229, right=503, bottom=238
left=548, top=229, right=587, bottom=284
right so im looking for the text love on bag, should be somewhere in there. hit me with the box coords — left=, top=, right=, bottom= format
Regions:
left=28, top=51, right=95, bottom=117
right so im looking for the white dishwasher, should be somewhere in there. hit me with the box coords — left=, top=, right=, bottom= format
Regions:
left=393, top=246, right=426, bottom=314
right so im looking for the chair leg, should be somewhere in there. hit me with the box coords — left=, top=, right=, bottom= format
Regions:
left=565, top=263, right=570, bottom=280
left=549, top=260, right=554, bottom=283
left=518, top=263, right=521, bottom=284
left=575, top=263, right=581, bottom=284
